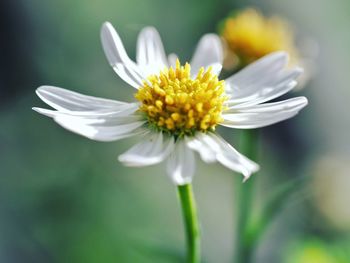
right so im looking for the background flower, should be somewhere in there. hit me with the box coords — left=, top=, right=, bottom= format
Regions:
left=219, top=7, right=317, bottom=89
left=220, top=8, right=299, bottom=68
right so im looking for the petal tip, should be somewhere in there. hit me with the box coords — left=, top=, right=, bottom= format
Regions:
left=117, top=154, right=126, bottom=163
left=35, top=86, right=49, bottom=100
left=101, top=22, right=116, bottom=41
left=273, top=50, right=288, bottom=58
left=36, top=85, right=56, bottom=95
left=243, top=162, right=260, bottom=182
left=294, top=66, right=304, bottom=76
left=203, top=33, right=221, bottom=41
left=32, top=107, right=55, bottom=117
left=299, top=96, right=309, bottom=107
left=101, top=21, right=113, bottom=31
left=141, top=26, right=158, bottom=34
left=270, top=51, right=289, bottom=65
left=35, top=85, right=47, bottom=94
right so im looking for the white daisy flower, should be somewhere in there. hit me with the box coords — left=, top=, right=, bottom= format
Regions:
left=33, top=22, right=308, bottom=185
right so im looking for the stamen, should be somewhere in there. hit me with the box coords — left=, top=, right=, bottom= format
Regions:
left=135, top=60, right=227, bottom=136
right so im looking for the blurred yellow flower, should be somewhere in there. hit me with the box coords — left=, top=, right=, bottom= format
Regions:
left=220, top=8, right=299, bottom=69
left=285, top=240, right=349, bottom=263
left=290, top=246, right=337, bottom=263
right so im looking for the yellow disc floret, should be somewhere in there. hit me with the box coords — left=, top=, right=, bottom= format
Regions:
left=135, top=60, right=227, bottom=136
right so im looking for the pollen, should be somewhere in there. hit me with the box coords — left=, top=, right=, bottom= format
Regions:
left=135, top=60, right=227, bottom=136
left=221, top=8, right=299, bottom=67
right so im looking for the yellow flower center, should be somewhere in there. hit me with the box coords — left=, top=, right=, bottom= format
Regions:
left=135, top=60, right=227, bottom=136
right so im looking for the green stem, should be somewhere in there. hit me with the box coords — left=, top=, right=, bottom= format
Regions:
left=177, top=184, right=201, bottom=263
left=235, top=130, right=258, bottom=263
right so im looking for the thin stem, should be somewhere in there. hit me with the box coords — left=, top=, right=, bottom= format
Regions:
left=234, top=130, right=258, bottom=263
left=249, top=176, right=308, bottom=249
left=177, top=184, right=201, bottom=263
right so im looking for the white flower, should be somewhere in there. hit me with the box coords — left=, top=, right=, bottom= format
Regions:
left=33, top=22, right=308, bottom=185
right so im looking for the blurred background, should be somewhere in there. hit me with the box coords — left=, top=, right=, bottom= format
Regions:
left=1, top=0, right=350, bottom=262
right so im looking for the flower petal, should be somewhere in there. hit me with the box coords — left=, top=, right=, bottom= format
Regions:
left=136, top=27, right=168, bottom=75
left=168, top=53, right=178, bottom=68
left=32, top=106, right=143, bottom=125
left=211, top=134, right=259, bottom=181
left=210, top=63, right=223, bottom=76
left=186, top=136, right=216, bottom=163
left=35, top=86, right=128, bottom=112
left=225, top=52, right=303, bottom=107
left=51, top=115, right=146, bottom=142
left=33, top=99, right=146, bottom=142
left=101, top=22, right=145, bottom=88
left=227, top=69, right=303, bottom=108
left=225, top=97, right=308, bottom=113
left=227, top=51, right=288, bottom=88
left=166, top=139, right=195, bottom=185
left=118, top=132, right=174, bottom=167
left=187, top=133, right=259, bottom=180
left=190, top=33, right=223, bottom=77
left=221, top=97, right=308, bottom=129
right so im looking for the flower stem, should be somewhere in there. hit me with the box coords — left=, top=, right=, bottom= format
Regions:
left=177, top=183, right=201, bottom=263
left=235, top=130, right=258, bottom=263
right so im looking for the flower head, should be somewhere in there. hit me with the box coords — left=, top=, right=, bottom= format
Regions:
left=135, top=60, right=227, bottom=136
left=220, top=8, right=299, bottom=68
left=33, top=22, right=308, bottom=185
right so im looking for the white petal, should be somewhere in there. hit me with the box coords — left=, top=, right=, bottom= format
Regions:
left=32, top=107, right=143, bottom=125
left=33, top=97, right=139, bottom=118
left=225, top=97, right=308, bottom=113
left=221, top=97, right=308, bottom=129
left=101, top=22, right=145, bottom=88
left=190, top=33, right=223, bottom=77
left=33, top=84, right=147, bottom=141
left=187, top=133, right=259, bottom=180
left=34, top=105, right=146, bottom=142
left=226, top=68, right=303, bottom=108
left=118, top=132, right=174, bottom=167
left=227, top=52, right=288, bottom=89
left=186, top=136, right=216, bottom=163
left=35, top=86, right=128, bottom=112
left=221, top=111, right=298, bottom=129
left=136, top=27, right=168, bottom=76
left=166, top=140, right=195, bottom=185
left=53, top=114, right=147, bottom=141
left=168, top=53, right=178, bottom=68
left=210, top=134, right=259, bottom=180
left=225, top=52, right=303, bottom=107
left=210, top=63, right=223, bottom=76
